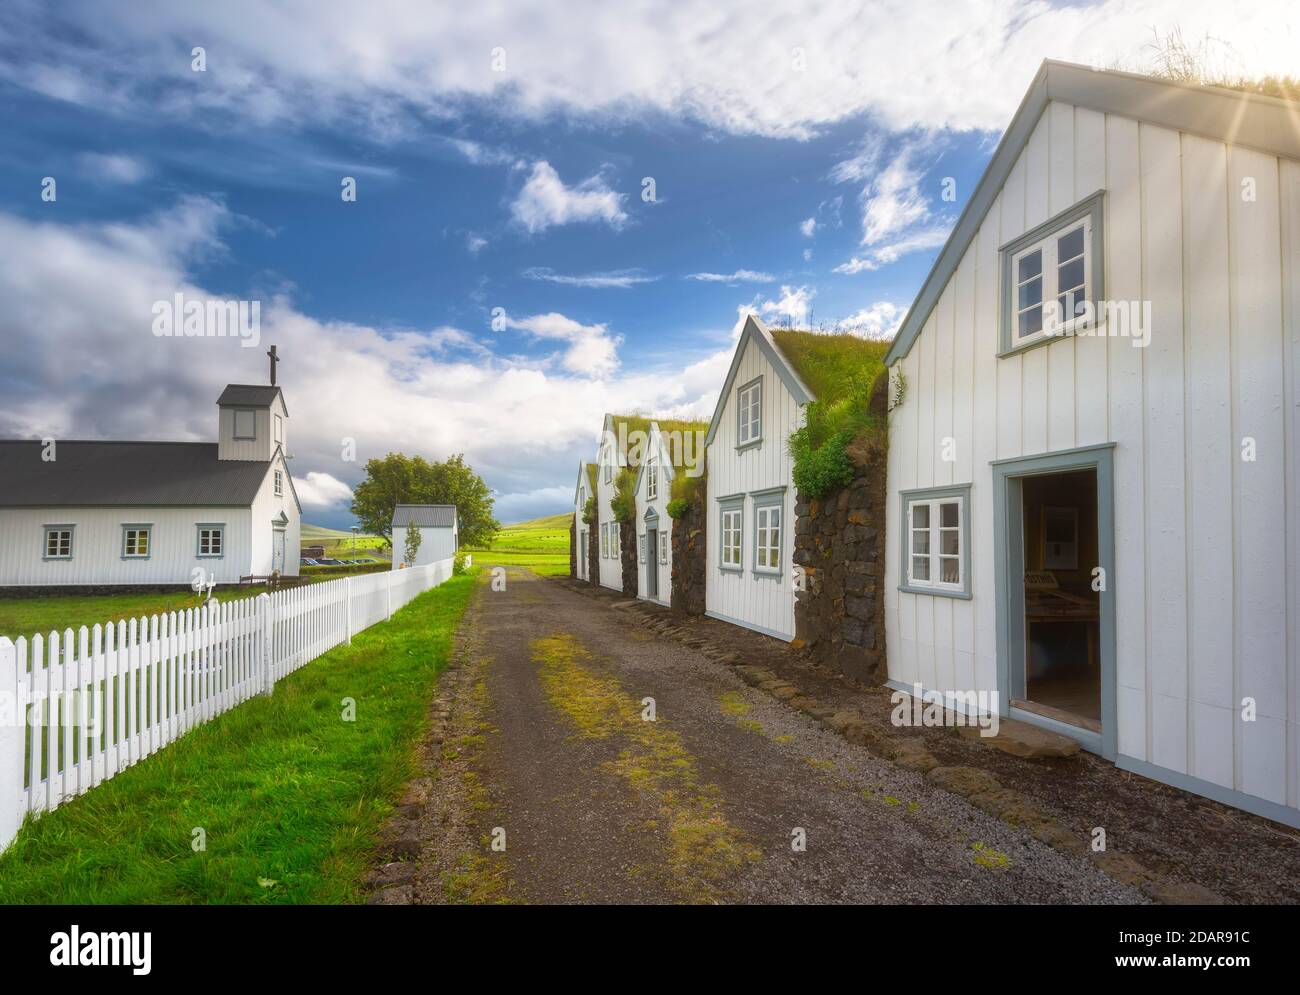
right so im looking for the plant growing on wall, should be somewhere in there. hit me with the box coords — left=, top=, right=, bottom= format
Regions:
left=403, top=521, right=422, bottom=566
left=610, top=467, right=637, bottom=522
left=666, top=471, right=702, bottom=519
left=581, top=495, right=597, bottom=525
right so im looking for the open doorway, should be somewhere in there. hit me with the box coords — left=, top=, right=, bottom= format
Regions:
left=1015, top=469, right=1100, bottom=731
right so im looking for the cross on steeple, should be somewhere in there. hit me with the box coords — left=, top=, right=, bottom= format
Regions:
left=266, top=344, right=280, bottom=386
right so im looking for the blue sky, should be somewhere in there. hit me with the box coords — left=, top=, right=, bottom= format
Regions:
left=0, top=1, right=1290, bottom=527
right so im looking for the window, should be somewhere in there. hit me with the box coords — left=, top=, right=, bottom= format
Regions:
left=274, top=414, right=283, bottom=444
left=659, top=532, right=667, bottom=565
left=233, top=409, right=257, bottom=440
left=646, top=458, right=658, bottom=500
left=754, top=503, right=782, bottom=573
left=601, top=523, right=608, bottom=559
left=122, top=525, right=151, bottom=559
left=720, top=502, right=743, bottom=570
left=638, top=534, right=646, bottom=563
left=274, top=469, right=284, bottom=496
left=1000, top=192, right=1103, bottom=353
left=197, top=525, right=225, bottom=558
left=737, top=378, right=762, bottom=446
left=900, top=486, right=971, bottom=597
left=44, top=526, right=73, bottom=559
left=603, top=448, right=612, bottom=483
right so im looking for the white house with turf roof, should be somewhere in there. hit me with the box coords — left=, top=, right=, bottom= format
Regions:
left=0, top=382, right=301, bottom=588
left=703, top=316, right=812, bottom=640
left=882, top=60, right=1300, bottom=827
left=572, top=461, right=596, bottom=582
left=631, top=419, right=706, bottom=607
left=594, top=413, right=646, bottom=592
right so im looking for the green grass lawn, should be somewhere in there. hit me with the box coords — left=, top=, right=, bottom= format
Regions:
left=464, top=514, right=571, bottom=576
left=0, top=571, right=475, bottom=904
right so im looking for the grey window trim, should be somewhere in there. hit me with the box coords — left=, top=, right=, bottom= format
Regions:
left=274, top=469, right=284, bottom=496
left=999, top=189, right=1105, bottom=358
left=42, top=523, right=75, bottom=561
left=735, top=375, right=763, bottom=450
left=718, top=495, right=744, bottom=572
left=658, top=531, right=668, bottom=565
left=121, top=522, right=154, bottom=561
left=751, top=488, right=784, bottom=577
left=232, top=408, right=258, bottom=440
left=898, top=484, right=972, bottom=599
left=273, top=413, right=283, bottom=443
left=196, top=522, right=226, bottom=559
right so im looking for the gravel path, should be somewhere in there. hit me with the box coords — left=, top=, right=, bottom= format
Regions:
left=427, top=570, right=1143, bottom=904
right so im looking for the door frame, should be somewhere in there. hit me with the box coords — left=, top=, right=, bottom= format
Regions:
left=643, top=506, right=660, bottom=600
left=991, top=443, right=1117, bottom=759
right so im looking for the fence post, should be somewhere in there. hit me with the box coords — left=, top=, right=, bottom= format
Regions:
left=0, top=638, right=20, bottom=854
left=345, top=576, right=353, bottom=645
left=258, top=593, right=275, bottom=697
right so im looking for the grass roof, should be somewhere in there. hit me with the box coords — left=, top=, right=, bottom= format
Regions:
left=770, top=329, right=889, bottom=435
left=585, top=462, right=597, bottom=493
left=651, top=418, right=708, bottom=470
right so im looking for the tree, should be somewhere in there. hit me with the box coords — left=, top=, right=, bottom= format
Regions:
left=404, top=521, right=422, bottom=566
left=351, top=452, right=500, bottom=549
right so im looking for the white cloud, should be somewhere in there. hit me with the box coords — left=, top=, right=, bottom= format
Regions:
left=686, top=269, right=774, bottom=284
left=77, top=151, right=150, bottom=184
left=833, top=225, right=951, bottom=273
left=834, top=301, right=908, bottom=340
left=465, top=232, right=488, bottom=255
left=799, top=217, right=817, bottom=238
left=502, top=311, right=622, bottom=377
left=857, top=140, right=935, bottom=246
left=803, top=248, right=813, bottom=261
left=295, top=471, right=355, bottom=509
left=757, top=285, right=814, bottom=329
left=0, top=199, right=736, bottom=528
left=523, top=267, right=656, bottom=288
left=5, top=2, right=1294, bottom=139
left=510, top=161, right=627, bottom=234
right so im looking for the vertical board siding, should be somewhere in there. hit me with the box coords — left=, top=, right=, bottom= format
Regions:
left=884, top=99, right=1299, bottom=821
left=2, top=559, right=455, bottom=849
left=706, top=336, right=800, bottom=639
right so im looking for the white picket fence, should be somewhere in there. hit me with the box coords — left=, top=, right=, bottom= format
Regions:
left=0, top=559, right=455, bottom=853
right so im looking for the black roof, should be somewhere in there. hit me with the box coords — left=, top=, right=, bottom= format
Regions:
left=216, top=384, right=287, bottom=414
left=0, top=441, right=273, bottom=507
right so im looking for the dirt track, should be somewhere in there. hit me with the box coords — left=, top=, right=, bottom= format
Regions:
left=410, top=569, right=1143, bottom=904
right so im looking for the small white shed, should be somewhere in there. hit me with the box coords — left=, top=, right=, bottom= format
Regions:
left=391, top=504, right=457, bottom=569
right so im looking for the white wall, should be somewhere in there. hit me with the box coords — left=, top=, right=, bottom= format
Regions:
left=217, top=394, right=287, bottom=462
left=596, top=432, right=623, bottom=591
left=391, top=524, right=456, bottom=568
left=249, top=450, right=300, bottom=576
left=885, top=99, right=1299, bottom=818
left=574, top=468, right=590, bottom=582
left=0, top=506, right=254, bottom=587
left=634, top=426, right=674, bottom=605
left=705, top=336, right=801, bottom=640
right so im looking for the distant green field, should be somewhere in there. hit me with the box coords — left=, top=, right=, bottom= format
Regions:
left=464, top=513, right=571, bottom=576
left=300, top=524, right=388, bottom=560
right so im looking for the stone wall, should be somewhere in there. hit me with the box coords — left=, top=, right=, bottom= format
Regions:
left=587, top=518, right=599, bottom=583
left=569, top=518, right=578, bottom=578
left=669, top=478, right=707, bottom=616
left=619, top=514, right=638, bottom=597
left=792, top=444, right=888, bottom=683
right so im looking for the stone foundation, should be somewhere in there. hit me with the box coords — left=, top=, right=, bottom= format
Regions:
left=587, top=519, right=599, bottom=583
left=619, top=515, right=638, bottom=597
left=793, top=444, right=888, bottom=684
left=569, top=518, right=578, bottom=578
left=669, top=478, right=707, bottom=616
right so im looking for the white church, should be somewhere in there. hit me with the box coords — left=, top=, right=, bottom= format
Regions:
left=0, top=360, right=301, bottom=589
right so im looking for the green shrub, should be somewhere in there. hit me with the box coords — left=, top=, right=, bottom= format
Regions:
left=581, top=495, right=597, bottom=525
left=610, top=467, right=637, bottom=523
left=666, top=498, right=690, bottom=519
left=790, top=428, right=855, bottom=498
left=453, top=549, right=469, bottom=575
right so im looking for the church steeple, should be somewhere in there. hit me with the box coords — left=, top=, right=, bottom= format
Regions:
left=215, top=381, right=288, bottom=462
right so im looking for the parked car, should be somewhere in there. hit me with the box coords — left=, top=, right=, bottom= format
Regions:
left=316, top=558, right=342, bottom=565
left=300, top=557, right=318, bottom=566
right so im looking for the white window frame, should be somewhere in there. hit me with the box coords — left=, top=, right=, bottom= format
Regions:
left=233, top=408, right=257, bottom=440
left=638, top=533, right=646, bottom=563
left=274, top=413, right=283, bottom=444
left=274, top=469, right=284, bottom=496
left=752, top=497, right=783, bottom=575
left=197, top=524, right=225, bottom=558
left=659, top=531, right=667, bottom=565
left=999, top=190, right=1104, bottom=356
left=719, top=501, right=743, bottom=571
left=646, top=457, right=658, bottom=500
left=736, top=377, right=762, bottom=447
left=122, top=524, right=152, bottom=559
left=43, top=525, right=74, bottom=560
left=601, top=523, right=608, bottom=559
left=899, top=486, right=970, bottom=597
